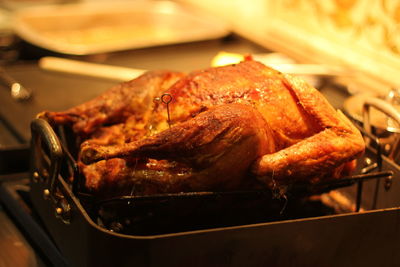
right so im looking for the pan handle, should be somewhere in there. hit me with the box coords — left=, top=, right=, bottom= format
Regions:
left=30, top=118, right=63, bottom=194
left=362, top=97, right=400, bottom=161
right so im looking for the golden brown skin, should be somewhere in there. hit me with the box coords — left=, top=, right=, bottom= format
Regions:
left=81, top=103, right=275, bottom=195
left=39, top=70, right=185, bottom=136
left=42, top=60, right=365, bottom=197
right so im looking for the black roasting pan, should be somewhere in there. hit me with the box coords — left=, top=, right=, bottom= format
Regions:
left=28, top=118, right=400, bottom=267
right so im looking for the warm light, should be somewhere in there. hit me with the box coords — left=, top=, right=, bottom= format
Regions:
left=211, top=51, right=245, bottom=67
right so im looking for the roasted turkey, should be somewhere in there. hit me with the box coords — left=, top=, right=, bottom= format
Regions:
left=40, top=60, right=365, bottom=197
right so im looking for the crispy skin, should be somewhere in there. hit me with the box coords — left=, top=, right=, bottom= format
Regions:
left=81, top=104, right=275, bottom=195
left=252, top=74, right=365, bottom=186
left=39, top=70, right=185, bottom=136
left=41, top=60, right=365, bottom=197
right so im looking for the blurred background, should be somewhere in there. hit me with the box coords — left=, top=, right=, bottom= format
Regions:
left=1, top=0, right=399, bottom=90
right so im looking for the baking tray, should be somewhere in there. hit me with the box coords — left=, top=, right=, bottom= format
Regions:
left=12, top=0, right=230, bottom=55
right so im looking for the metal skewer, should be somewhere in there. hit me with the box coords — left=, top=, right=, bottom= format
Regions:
left=161, top=93, right=173, bottom=128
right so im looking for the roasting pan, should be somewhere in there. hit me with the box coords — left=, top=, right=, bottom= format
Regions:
left=27, top=117, right=400, bottom=267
